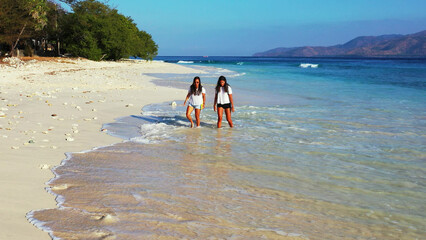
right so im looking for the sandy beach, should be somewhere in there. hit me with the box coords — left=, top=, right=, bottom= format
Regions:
left=0, top=57, right=204, bottom=239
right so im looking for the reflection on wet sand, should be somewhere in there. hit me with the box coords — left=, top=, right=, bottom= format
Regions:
left=28, top=125, right=419, bottom=239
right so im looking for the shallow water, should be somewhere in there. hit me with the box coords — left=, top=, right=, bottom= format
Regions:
left=30, top=57, right=426, bottom=239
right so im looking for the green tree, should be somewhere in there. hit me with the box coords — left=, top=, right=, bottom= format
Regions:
left=33, top=1, right=66, bottom=55
left=135, top=30, right=158, bottom=60
left=0, top=0, right=49, bottom=56
left=60, top=0, right=158, bottom=61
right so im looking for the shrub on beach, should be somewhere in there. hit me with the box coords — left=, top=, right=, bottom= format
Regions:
left=61, top=0, right=158, bottom=61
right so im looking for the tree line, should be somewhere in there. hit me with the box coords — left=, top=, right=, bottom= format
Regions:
left=0, top=0, right=158, bottom=60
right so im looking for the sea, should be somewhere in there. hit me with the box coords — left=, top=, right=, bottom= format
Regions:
left=29, top=57, right=426, bottom=239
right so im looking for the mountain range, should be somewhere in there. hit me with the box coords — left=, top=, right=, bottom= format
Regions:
left=253, top=30, right=426, bottom=58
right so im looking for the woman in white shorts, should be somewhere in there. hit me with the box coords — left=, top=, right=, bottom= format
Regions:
left=214, top=76, right=234, bottom=128
left=184, top=76, right=206, bottom=128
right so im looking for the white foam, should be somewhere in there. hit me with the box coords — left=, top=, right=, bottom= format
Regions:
left=299, top=63, right=319, bottom=68
left=130, top=123, right=177, bottom=144
left=177, top=61, right=194, bottom=64
left=234, top=72, right=246, bottom=77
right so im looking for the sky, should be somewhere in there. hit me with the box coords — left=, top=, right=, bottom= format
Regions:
left=65, top=0, right=426, bottom=56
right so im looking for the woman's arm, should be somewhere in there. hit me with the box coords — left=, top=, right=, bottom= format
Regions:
left=213, top=92, right=218, bottom=112
left=202, top=93, right=206, bottom=109
left=229, top=94, right=235, bottom=112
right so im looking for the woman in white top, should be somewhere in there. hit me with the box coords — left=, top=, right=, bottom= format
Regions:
left=213, top=76, right=234, bottom=128
left=184, top=76, right=206, bottom=128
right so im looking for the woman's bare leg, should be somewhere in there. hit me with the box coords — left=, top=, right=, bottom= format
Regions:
left=217, top=107, right=224, bottom=128
left=186, top=106, right=194, bottom=128
left=195, top=109, right=201, bottom=127
left=225, top=108, right=233, bottom=128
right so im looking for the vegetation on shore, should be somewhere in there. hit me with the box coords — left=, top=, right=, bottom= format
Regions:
left=0, top=0, right=158, bottom=60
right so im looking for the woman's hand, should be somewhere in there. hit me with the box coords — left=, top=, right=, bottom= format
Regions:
left=232, top=107, right=235, bottom=112
left=213, top=105, right=217, bottom=112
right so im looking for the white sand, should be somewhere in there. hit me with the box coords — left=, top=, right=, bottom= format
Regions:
left=0, top=58, right=205, bottom=239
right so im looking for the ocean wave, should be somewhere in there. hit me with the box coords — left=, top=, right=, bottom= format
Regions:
left=299, top=63, right=319, bottom=68
left=233, top=72, right=246, bottom=77
left=237, top=62, right=244, bottom=65
left=131, top=123, right=177, bottom=144
left=177, top=61, right=194, bottom=64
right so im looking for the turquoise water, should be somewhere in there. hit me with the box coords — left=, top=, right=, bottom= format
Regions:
left=30, top=58, right=426, bottom=239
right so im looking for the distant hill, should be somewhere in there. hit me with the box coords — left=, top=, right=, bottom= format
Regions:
left=253, top=30, right=426, bottom=58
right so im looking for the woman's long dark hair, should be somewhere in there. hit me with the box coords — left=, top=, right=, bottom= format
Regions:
left=190, top=76, right=203, bottom=95
left=215, top=75, right=230, bottom=93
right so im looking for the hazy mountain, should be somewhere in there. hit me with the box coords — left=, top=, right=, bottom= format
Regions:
left=253, top=30, right=426, bottom=58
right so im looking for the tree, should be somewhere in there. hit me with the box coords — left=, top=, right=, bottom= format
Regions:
left=33, top=1, right=66, bottom=55
left=135, top=30, right=158, bottom=60
left=0, top=0, right=49, bottom=56
left=60, top=0, right=158, bottom=61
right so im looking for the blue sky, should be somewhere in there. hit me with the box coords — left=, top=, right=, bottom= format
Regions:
left=67, top=0, right=426, bottom=56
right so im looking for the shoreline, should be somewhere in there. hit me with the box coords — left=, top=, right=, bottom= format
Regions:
left=0, top=57, right=206, bottom=239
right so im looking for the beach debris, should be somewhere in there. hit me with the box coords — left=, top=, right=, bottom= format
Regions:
left=91, top=214, right=118, bottom=223
left=42, top=139, right=49, bottom=142
left=83, top=118, right=92, bottom=121
left=92, top=108, right=97, bottom=112
left=65, top=137, right=74, bottom=142
left=63, top=102, right=68, bottom=105
left=51, top=184, right=69, bottom=190
left=73, top=129, right=79, bottom=133
left=65, top=133, right=72, bottom=136
left=2, top=57, right=24, bottom=68
left=125, top=104, right=133, bottom=107
left=42, top=131, right=49, bottom=134
left=39, top=164, right=51, bottom=170
left=58, top=118, right=64, bottom=121
left=11, top=146, right=20, bottom=149
left=28, top=139, right=35, bottom=144
left=86, top=101, right=93, bottom=104
left=51, top=114, right=57, bottom=117
left=0, top=111, right=6, bottom=118
left=0, top=107, right=8, bottom=111
left=93, top=117, right=98, bottom=120
left=171, top=101, right=177, bottom=107
left=51, top=146, right=57, bottom=149
left=75, top=106, right=82, bottom=111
